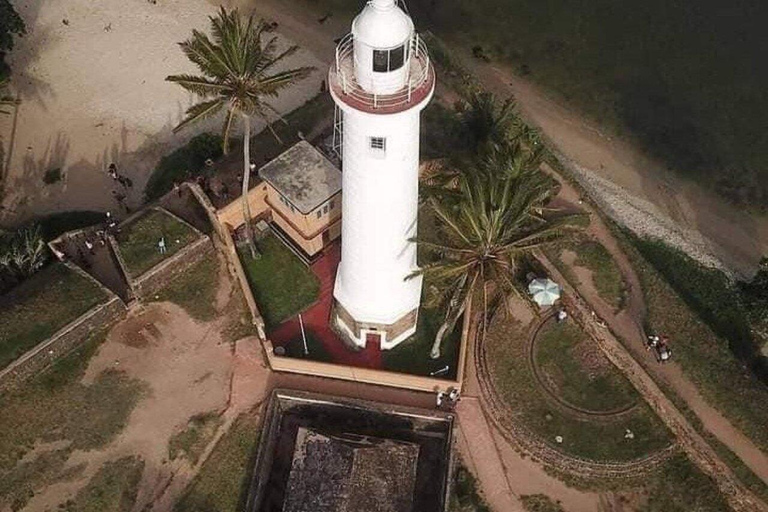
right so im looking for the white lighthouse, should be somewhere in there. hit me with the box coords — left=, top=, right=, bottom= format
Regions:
left=329, top=0, right=434, bottom=350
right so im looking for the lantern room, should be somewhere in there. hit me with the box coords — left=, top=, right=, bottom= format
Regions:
left=351, top=0, right=414, bottom=95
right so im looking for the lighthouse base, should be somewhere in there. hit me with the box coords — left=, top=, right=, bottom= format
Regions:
left=331, top=301, right=418, bottom=350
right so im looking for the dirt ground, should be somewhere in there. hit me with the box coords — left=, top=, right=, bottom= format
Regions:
left=0, top=0, right=323, bottom=224
left=18, top=290, right=269, bottom=511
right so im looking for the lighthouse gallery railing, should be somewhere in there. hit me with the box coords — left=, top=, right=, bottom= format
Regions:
left=332, top=33, right=432, bottom=110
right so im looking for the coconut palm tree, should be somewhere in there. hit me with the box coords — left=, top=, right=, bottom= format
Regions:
left=414, top=150, right=577, bottom=357
left=166, top=7, right=314, bottom=256
left=0, top=76, right=19, bottom=115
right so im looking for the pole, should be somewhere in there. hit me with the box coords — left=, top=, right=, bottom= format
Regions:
left=299, top=314, right=308, bottom=356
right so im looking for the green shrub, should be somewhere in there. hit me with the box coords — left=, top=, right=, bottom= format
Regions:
left=42, top=168, right=62, bottom=184
left=144, top=133, right=223, bottom=202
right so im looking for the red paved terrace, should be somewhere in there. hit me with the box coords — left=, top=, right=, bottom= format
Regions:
left=269, top=243, right=384, bottom=368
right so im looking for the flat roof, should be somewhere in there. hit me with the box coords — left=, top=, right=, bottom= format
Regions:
left=258, top=141, right=342, bottom=215
left=245, top=390, right=455, bottom=512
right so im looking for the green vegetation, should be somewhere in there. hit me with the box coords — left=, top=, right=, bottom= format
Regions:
left=521, top=494, right=564, bottom=512
left=42, top=168, right=62, bottom=184
left=167, top=6, right=314, bottom=254
left=222, top=286, right=259, bottom=344
left=0, top=447, right=83, bottom=511
left=0, top=330, right=146, bottom=510
left=144, top=133, right=223, bottom=202
left=536, top=320, right=636, bottom=412
left=174, top=410, right=261, bottom=512
left=169, top=412, right=223, bottom=464
left=0, top=224, right=48, bottom=289
left=450, top=464, right=490, bottom=512
left=0, top=263, right=106, bottom=369
left=382, top=305, right=462, bottom=379
left=415, top=90, right=575, bottom=360
left=705, top=432, right=768, bottom=504
left=486, top=312, right=672, bottom=462
left=0, top=0, right=25, bottom=81
left=619, top=234, right=768, bottom=453
left=640, top=454, right=730, bottom=512
left=153, top=254, right=220, bottom=321
left=60, top=457, right=144, bottom=512
left=630, top=236, right=763, bottom=372
left=546, top=240, right=625, bottom=310
left=116, top=209, right=198, bottom=277
left=238, top=234, right=320, bottom=327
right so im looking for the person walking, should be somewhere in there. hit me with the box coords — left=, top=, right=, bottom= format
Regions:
left=158, top=237, right=167, bottom=254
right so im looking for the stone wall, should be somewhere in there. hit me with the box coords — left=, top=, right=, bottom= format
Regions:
left=132, top=236, right=214, bottom=301
left=0, top=266, right=126, bottom=394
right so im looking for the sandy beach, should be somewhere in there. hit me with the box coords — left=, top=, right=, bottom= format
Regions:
left=0, top=0, right=323, bottom=224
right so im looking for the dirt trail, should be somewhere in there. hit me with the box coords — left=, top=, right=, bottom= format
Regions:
left=546, top=169, right=768, bottom=486
left=456, top=50, right=768, bottom=278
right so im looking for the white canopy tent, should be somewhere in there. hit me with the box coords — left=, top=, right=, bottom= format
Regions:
left=528, top=278, right=561, bottom=306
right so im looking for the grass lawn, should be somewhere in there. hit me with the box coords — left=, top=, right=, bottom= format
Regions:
left=639, top=454, right=730, bottom=512
left=535, top=320, right=637, bottom=412
left=169, top=412, right=223, bottom=465
left=616, top=233, right=768, bottom=454
left=521, top=495, right=564, bottom=512
left=545, top=240, right=625, bottom=311
left=174, top=410, right=261, bottom=512
left=59, top=456, right=144, bottom=512
left=238, top=235, right=320, bottom=327
left=0, top=330, right=146, bottom=510
left=485, top=312, right=672, bottom=462
left=116, top=209, right=198, bottom=278
left=0, top=263, right=107, bottom=370
left=153, top=254, right=220, bottom=322
left=450, top=464, right=490, bottom=512
left=382, top=306, right=462, bottom=380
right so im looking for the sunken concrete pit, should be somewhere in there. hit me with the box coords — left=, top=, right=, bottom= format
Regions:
left=245, top=390, right=455, bottom=512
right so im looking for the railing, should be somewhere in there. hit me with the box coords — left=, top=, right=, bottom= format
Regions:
left=332, top=33, right=432, bottom=110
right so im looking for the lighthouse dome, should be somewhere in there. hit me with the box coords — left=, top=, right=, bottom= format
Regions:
left=352, top=1, right=413, bottom=49
left=351, top=0, right=414, bottom=94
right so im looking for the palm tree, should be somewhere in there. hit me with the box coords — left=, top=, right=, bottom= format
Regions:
left=414, top=91, right=577, bottom=358
left=166, top=7, right=314, bottom=256
left=414, top=148, right=577, bottom=357
left=0, top=77, right=19, bottom=115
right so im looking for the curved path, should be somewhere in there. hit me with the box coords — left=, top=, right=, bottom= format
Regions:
left=527, top=311, right=639, bottom=420
left=544, top=166, right=768, bottom=488
left=475, top=309, right=678, bottom=481
left=223, top=1, right=768, bottom=508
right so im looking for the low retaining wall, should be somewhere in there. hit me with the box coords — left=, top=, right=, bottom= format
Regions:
left=0, top=264, right=127, bottom=394
left=132, top=236, right=214, bottom=300
left=264, top=340, right=461, bottom=392
left=261, top=301, right=472, bottom=393
left=188, top=182, right=267, bottom=336
left=193, top=180, right=471, bottom=393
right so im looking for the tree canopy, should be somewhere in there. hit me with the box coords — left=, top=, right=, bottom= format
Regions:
left=0, top=0, right=25, bottom=80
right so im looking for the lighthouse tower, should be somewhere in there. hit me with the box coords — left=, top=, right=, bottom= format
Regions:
left=329, top=0, right=434, bottom=350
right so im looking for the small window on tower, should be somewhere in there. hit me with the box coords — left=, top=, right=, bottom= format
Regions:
left=389, top=45, right=405, bottom=71
left=370, top=137, right=386, bottom=151
left=373, top=49, right=388, bottom=72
